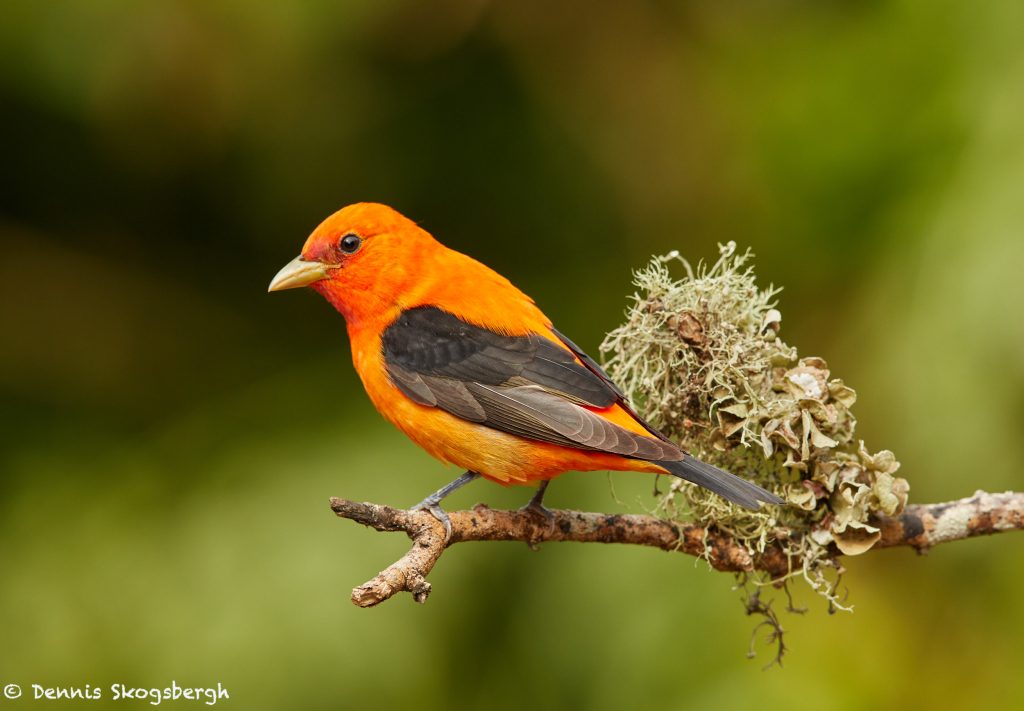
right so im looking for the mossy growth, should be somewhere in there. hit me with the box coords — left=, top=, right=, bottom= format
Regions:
left=600, top=242, right=908, bottom=610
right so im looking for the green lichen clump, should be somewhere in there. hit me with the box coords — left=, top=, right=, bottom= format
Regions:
left=600, top=243, right=908, bottom=606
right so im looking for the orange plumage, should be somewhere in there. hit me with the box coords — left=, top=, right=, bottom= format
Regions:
left=269, top=203, right=780, bottom=521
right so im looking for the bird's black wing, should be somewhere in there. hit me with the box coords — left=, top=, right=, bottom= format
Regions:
left=381, top=306, right=682, bottom=460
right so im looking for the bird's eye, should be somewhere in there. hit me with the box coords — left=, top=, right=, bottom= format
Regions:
left=338, top=233, right=362, bottom=254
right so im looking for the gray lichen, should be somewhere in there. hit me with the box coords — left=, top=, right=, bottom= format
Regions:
left=600, top=242, right=908, bottom=607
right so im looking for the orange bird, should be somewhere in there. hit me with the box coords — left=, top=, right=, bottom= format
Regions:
left=269, top=203, right=781, bottom=532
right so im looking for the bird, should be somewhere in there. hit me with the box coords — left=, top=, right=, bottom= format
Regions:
left=269, top=203, right=782, bottom=534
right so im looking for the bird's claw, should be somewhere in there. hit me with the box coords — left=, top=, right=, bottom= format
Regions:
left=408, top=471, right=480, bottom=542
left=519, top=500, right=555, bottom=525
left=411, top=500, right=452, bottom=540
left=518, top=480, right=555, bottom=544
left=519, top=501, right=556, bottom=549
left=520, top=481, right=552, bottom=524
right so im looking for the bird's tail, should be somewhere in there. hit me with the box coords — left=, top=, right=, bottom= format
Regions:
left=657, top=456, right=783, bottom=510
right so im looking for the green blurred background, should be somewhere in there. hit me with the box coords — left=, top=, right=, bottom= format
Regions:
left=2, top=1, right=1023, bottom=708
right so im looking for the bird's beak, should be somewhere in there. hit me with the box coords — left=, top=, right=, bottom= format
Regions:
left=268, top=256, right=330, bottom=292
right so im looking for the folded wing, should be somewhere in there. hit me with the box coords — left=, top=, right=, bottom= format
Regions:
left=381, top=306, right=682, bottom=461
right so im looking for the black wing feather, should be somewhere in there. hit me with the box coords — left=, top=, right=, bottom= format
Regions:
left=552, top=327, right=677, bottom=445
left=383, top=307, right=618, bottom=407
left=381, top=306, right=677, bottom=458
left=550, top=328, right=627, bottom=400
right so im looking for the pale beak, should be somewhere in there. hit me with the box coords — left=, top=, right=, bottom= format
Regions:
left=268, top=256, right=330, bottom=292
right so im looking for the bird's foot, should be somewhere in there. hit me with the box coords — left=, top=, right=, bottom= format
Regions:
left=408, top=471, right=481, bottom=541
left=519, top=481, right=556, bottom=547
left=518, top=499, right=555, bottom=524
left=410, top=498, right=453, bottom=540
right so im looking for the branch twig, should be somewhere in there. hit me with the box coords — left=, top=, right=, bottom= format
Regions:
left=330, top=490, right=1024, bottom=607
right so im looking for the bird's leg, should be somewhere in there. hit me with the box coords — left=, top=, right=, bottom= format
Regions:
left=410, top=471, right=480, bottom=539
left=519, top=480, right=554, bottom=522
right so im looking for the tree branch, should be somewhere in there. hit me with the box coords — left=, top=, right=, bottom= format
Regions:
left=330, top=490, right=1023, bottom=607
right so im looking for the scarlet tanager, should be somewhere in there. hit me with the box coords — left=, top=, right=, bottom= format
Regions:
left=269, top=203, right=781, bottom=532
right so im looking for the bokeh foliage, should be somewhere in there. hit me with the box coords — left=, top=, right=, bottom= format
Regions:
left=2, top=1, right=1023, bottom=709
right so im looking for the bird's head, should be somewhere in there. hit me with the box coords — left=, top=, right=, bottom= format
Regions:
left=268, top=203, right=439, bottom=323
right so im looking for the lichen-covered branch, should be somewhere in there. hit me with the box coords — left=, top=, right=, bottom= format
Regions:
left=598, top=246, right=913, bottom=601
left=331, top=490, right=1023, bottom=607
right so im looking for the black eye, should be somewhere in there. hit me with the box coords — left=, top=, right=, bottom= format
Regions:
left=338, top=233, right=362, bottom=254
